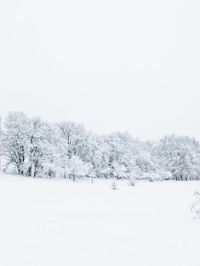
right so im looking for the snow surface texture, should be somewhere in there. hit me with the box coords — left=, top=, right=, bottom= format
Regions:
left=0, top=174, right=199, bottom=266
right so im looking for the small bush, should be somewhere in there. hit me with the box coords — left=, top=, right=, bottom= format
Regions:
left=129, top=178, right=136, bottom=186
left=111, top=180, right=117, bottom=190
left=190, top=191, right=200, bottom=218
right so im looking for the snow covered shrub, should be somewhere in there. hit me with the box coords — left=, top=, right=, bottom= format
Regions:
left=128, top=169, right=138, bottom=186
left=190, top=191, right=200, bottom=218
left=129, top=178, right=136, bottom=186
left=66, top=156, right=90, bottom=181
left=111, top=179, right=117, bottom=190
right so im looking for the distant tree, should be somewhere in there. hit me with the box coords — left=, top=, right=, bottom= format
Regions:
left=2, top=112, right=30, bottom=175
left=106, top=132, right=136, bottom=179
left=57, top=121, right=86, bottom=159
left=2, top=112, right=200, bottom=182
left=26, top=117, right=54, bottom=177
left=155, top=135, right=200, bottom=180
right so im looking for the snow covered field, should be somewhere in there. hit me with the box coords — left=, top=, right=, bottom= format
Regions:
left=0, top=174, right=199, bottom=266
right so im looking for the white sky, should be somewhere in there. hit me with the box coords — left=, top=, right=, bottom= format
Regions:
left=0, top=0, right=200, bottom=139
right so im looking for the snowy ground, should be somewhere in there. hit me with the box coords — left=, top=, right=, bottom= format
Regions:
left=0, top=174, right=199, bottom=266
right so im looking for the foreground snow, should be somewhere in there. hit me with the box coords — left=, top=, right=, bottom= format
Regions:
left=0, top=174, right=199, bottom=266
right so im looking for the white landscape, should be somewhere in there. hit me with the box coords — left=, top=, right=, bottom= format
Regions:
left=1, top=0, right=200, bottom=265
left=0, top=173, right=199, bottom=266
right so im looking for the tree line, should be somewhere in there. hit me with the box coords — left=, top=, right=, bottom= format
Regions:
left=1, top=112, right=200, bottom=181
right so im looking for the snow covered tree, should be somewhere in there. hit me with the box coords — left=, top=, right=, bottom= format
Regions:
left=2, top=111, right=200, bottom=182
left=57, top=121, right=86, bottom=159
left=2, top=113, right=57, bottom=178
left=83, top=134, right=111, bottom=178
left=105, top=132, right=136, bottom=179
left=55, top=122, right=91, bottom=179
left=26, top=117, right=55, bottom=177
left=2, top=112, right=30, bottom=175
left=155, top=135, right=200, bottom=181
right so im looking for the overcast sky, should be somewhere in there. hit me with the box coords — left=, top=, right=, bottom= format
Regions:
left=0, top=0, right=200, bottom=139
